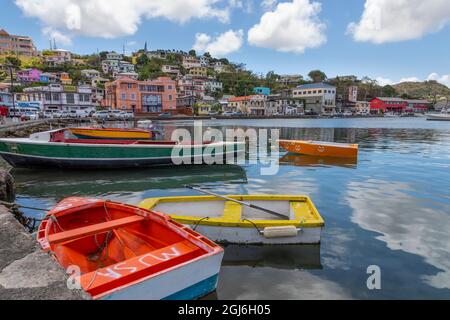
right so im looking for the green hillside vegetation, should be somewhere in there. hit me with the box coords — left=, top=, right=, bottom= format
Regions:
left=393, top=81, right=450, bottom=100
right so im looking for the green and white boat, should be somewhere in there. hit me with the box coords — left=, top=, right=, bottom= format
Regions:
left=0, top=129, right=244, bottom=169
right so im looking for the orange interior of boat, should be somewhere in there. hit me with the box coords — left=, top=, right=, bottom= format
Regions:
left=38, top=201, right=217, bottom=297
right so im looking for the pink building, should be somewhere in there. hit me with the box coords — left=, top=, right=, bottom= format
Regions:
left=16, top=69, right=42, bottom=83
left=105, top=77, right=177, bottom=113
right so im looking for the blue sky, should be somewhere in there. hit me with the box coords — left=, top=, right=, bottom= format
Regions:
left=1, top=0, right=449, bottom=86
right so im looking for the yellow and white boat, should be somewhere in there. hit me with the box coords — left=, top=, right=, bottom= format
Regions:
left=138, top=195, right=324, bottom=245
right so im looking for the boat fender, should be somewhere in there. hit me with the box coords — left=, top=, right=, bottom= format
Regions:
left=262, top=226, right=301, bottom=239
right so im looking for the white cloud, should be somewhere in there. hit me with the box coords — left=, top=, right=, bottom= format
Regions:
left=427, top=73, right=450, bottom=87
left=261, top=0, right=277, bottom=11
left=193, top=29, right=244, bottom=57
left=43, top=27, right=72, bottom=46
left=348, top=0, right=450, bottom=44
left=15, top=0, right=231, bottom=42
left=375, top=74, right=450, bottom=88
left=375, top=77, right=394, bottom=86
left=248, top=0, right=326, bottom=54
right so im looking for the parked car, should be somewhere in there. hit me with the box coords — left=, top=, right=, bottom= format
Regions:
left=232, top=111, right=245, bottom=117
left=222, top=111, right=234, bottom=117
left=109, top=110, right=123, bottom=119
left=69, top=110, right=88, bottom=118
left=60, top=111, right=70, bottom=118
left=158, top=112, right=172, bottom=118
left=119, top=111, right=134, bottom=120
left=22, top=111, right=38, bottom=121
left=93, top=111, right=110, bottom=120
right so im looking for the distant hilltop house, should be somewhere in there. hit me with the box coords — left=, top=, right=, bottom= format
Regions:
left=292, top=83, right=337, bottom=114
left=16, top=69, right=42, bottom=83
left=277, top=74, right=304, bottom=86
left=0, top=28, right=37, bottom=57
left=253, top=87, right=271, bottom=96
left=42, top=49, right=72, bottom=66
left=81, top=69, right=101, bottom=79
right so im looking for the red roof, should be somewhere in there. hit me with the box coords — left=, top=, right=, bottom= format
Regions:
left=228, top=95, right=258, bottom=102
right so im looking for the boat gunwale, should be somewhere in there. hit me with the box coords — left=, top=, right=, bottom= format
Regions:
left=278, top=139, right=358, bottom=149
left=0, top=138, right=244, bottom=150
left=139, top=195, right=325, bottom=228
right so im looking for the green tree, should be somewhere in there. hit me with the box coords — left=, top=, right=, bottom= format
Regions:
left=382, top=85, right=396, bottom=97
left=5, top=56, right=21, bottom=68
left=189, top=49, right=197, bottom=57
left=308, top=70, right=327, bottom=83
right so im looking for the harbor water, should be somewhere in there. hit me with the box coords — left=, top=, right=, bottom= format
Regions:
left=4, top=117, right=450, bottom=299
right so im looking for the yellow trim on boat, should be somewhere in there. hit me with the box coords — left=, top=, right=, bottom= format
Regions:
left=138, top=195, right=325, bottom=228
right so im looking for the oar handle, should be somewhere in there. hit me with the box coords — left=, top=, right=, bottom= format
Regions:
left=185, top=185, right=287, bottom=220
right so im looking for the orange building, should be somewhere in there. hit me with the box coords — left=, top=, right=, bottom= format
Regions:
left=105, top=77, right=177, bottom=113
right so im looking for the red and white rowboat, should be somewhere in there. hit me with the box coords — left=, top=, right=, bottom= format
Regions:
left=37, top=197, right=224, bottom=300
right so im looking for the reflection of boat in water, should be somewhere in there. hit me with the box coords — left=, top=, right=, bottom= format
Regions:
left=279, top=154, right=357, bottom=168
left=13, top=165, right=247, bottom=198
left=222, top=244, right=322, bottom=270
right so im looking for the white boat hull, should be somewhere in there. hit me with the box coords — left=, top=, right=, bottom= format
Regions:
left=101, top=252, right=224, bottom=300
left=189, top=224, right=322, bottom=245
left=427, top=114, right=450, bottom=121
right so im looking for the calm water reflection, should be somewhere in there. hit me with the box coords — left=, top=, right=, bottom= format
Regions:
left=7, top=118, right=450, bottom=299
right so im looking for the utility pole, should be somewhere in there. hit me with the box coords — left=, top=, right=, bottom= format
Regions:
left=6, top=63, right=17, bottom=122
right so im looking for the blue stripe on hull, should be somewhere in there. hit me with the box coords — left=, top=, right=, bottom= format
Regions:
left=163, top=274, right=219, bottom=300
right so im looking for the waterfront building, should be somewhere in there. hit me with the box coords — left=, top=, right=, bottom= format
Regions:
left=228, top=95, right=267, bottom=115
left=105, top=77, right=177, bottom=113
left=355, top=101, right=370, bottom=115
left=266, top=93, right=304, bottom=115
left=16, top=69, right=42, bottom=83
left=20, top=84, right=95, bottom=112
left=42, top=49, right=72, bottom=65
left=253, top=87, right=271, bottom=96
left=348, top=86, right=358, bottom=102
left=0, top=29, right=37, bottom=56
left=176, top=95, right=195, bottom=115
left=196, top=96, right=216, bottom=115
left=404, top=99, right=431, bottom=113
left=369, top=97, right=407, bottom=114
left=292, top=83, right=336, bottom=114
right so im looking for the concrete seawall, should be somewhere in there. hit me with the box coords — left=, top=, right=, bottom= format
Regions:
left=0, top=170, right=89, bottom=300
left=0, top=118, right=90, bottom=138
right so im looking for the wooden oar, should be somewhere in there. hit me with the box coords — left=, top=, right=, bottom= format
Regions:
left=185, top=185, right=287, bottom=220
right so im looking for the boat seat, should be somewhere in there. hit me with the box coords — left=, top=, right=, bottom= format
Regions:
left=48, top=216, right=146, bottom=245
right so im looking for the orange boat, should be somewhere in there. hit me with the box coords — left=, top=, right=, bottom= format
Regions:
left=37, top=197, right=224, bottom=300
left=278, top=140, right=358, bottom=158
left=69, top=127, right=153, bottom=140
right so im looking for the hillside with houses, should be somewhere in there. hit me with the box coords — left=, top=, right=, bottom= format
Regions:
left=1, top=28, right=449, bottom=118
